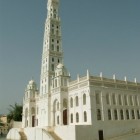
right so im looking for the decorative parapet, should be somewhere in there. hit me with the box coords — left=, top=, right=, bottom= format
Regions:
left=68, top=73, right=140, bottom=92
left=89, top=75, right=140, bottom=91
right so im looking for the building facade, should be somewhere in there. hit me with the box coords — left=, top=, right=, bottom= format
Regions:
left=21, top=0, right=140, bottom=140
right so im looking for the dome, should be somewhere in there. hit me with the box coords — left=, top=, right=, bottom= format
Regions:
left=26, top=79, right=38, bottom=91
left=55, top=63, right=68, bottom=76
left=57, top=63, right=64, bottom=69
left=29, top=80, right=35, bottom=85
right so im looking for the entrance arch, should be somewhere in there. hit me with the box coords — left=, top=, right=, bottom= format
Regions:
left=53, top=99, right=59, bottom=126
left=63, top=99, right=68, bottom=125
left=31, top=107, right=35, bottom=127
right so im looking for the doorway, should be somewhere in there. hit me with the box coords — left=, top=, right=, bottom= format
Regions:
left=63, top=109, right=67, bottom=125
left=98, top=130, right=104, bottom=140
left=32, top=116, right=35, bottom=127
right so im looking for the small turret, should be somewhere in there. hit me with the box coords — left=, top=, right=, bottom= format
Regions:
left=24, top=79, right=39, bottom=100
left=52, top=63, right=70, bottom=88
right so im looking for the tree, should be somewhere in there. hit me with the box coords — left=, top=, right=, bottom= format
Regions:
left=7, top=103, right=22, bottom=123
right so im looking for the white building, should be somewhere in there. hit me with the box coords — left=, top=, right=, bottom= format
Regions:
left=7, top=0, right=140, bottom=140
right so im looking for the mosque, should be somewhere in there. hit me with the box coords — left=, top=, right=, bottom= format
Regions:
left=7, top=0, right=140, bottom=140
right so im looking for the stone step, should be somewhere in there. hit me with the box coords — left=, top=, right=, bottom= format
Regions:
left=48, top=131, right=62, bottom=140
left=19, top=131, right=27, bottom=140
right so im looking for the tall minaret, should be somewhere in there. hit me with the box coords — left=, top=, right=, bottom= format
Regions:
left=40, top=0, right=63, bottom=95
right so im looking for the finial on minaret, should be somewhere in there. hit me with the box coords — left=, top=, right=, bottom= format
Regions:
left=134, top=78, right=137, bottom=83
left=87, top=69, right=90, bottom=78
left=113, top=74, right=116, bottom=80
left=124, top=76, right=127, bottom=82
left=77, top=74, right=80, bottom=82
left=100, top=72, right=103, bottom=78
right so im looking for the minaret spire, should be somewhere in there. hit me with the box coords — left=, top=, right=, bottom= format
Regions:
left=40, top=0, right=63, bottom=95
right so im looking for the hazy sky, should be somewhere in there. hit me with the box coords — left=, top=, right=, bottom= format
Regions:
left=0, top=0, right=140, bottom=114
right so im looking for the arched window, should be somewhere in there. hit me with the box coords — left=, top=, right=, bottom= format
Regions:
left=84, top=111, right=87, bottom=122
left=54, top=14, right=56, bottom=18
left=137, top=110, right=140, bottom=119
left=124, top=95, right=128, bottom=105
left=106, top=93, right=110, bottom=105
left=126, top=110, right=129, bottom=120
left=57, top=116, right=59, bottom=124
left=97, top=109, right=101, bottom=120
left=95, top=93, right=100, bottom=104
left=52, top=44, right=54, bottom=51
left=57, top=102, right=59, bottom=111
left=114, top=109, right=118, bottom=120
left=63, top=99, right=67, bottom=109
left=132, top=110, right=135, bottom=119
left=51, top=64, right=54, bottom=71
left=55, top=79, right=57, bottom=87
left=108, top=109, right=111, bottom=120
left=112, top=94, right=116, bottom=105
left=130, top=95, right=133, bottom=106
left=135, top=96, right=139, bottom=106
left=31, top=107, right=35, bottom=115
left=76, top=112, right=79, bottom=123
left=83, top=94, right=86, bottom=105
left=70, top=98, right=73, bottom=108
left=57, top=45, right=59, bottom=52
left=118, top=95, right=122, bottom=105
left=120, top=109, right=124, bottom=120
left=76, top=96, right=79, bottom=106
left=36, top=107, right=39, bottom=115
left=71, top=114, right=73, bottom=123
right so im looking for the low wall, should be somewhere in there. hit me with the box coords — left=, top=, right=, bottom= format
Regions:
left=24, top=127, right=53, bottom=140
left=6, top=128, right=21, bottom=140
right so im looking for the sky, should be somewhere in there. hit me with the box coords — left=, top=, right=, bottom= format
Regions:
left=0, top=0, right=140, bottom=114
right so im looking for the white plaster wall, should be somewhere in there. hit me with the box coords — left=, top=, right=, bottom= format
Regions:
left=13, top=121, right=22, bottom=128
left=68, top=87, right=91, bottom=125
left=55, top=126, right=76, bottom=140
left=24, top=127, right=53, bottom=140
left=95, top=120, right=140, bottom=139
left=89, top=86, right=140, bottom=140
left=37, top=98, right=49, bottom=127
left=75, top=125, right=95, bottom=140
